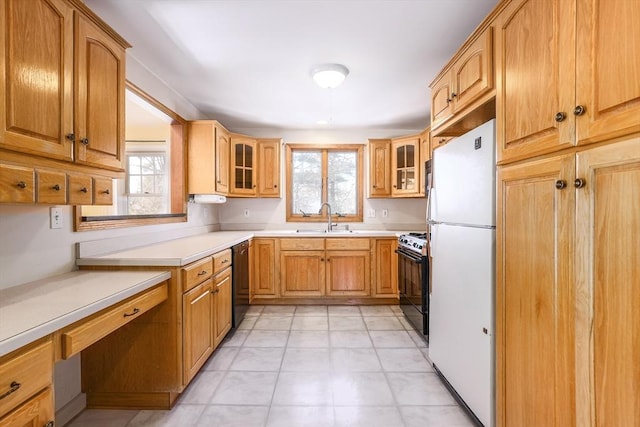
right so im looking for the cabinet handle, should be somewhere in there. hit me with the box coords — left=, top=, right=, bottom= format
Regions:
left=66, top=133, right=75, bottom=142
left=45, top=422, right=54, bottom=427
left=211, top=289, right=220, bottom=294
left=253, top=185, right=257, bottom=188
left=80, top=187, right=88, bottom=193
left=123, top=308, right=140, bottom=317
left=103, top=189, right=110, bottom=195
left=80, top=138, right=89, bottom=145
left=0, top=381, right=21, bottom=400
left=197, top=270, right=208, bottom=276
left=574, top=105, right=586, bottom=116
left=221, top=259, right=229, bottom=264
left=320, top=258, right=324, bottom=262
left=16, top=181, right=27, bottom=189
left=372, top=185, right=377, bottom=188
left=274, top=184, right=278, bottom=188
left=555, top=180, right=567, bottom=189
left=554, top=112, right=566, bottom=122
left=574, top=178, right=586, bottom=188
left=440, top=138, right=446, bottom=143
left=52, top=184, right=61, bottom=191
left=446, top=97, right=452, bottom=103
left=392, top=185, right=397, bottom=188
left=217, top=180, right=221, bottom=184
left=451, top=92, right=457, bottom=98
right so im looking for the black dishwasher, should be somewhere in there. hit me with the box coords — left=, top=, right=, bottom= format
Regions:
left=231, top=240, right=250, bottom=328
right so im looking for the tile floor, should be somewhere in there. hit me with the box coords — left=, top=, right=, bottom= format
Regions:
left=67, top=305, right=475, bottom=427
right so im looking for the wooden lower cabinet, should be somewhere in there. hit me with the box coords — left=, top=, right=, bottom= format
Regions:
left=325, top=250, right=370, bottom=296
left=252, top=238, right=277, bottom=298
left=183, top=279, right=214, bottom=383
left=213, top=268, right=232, bottom=347
left=497, top=135, right=640, bottom=426
left=280, top=250, right=325, bottom=297
left=0, top=388, right=54, bottom=427
left=373, top=238, right=398, bottom=297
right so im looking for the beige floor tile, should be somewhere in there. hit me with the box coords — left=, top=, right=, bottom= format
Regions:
left=253, top=315, right=293, bottom=330
left=128, top=405, right=205, bottom=426
left=291, top=316, right=329, bottom=330
left=359, top=305, right=396, bottom=316
left=369, top=330, right=416, bottom=348
left=400, top=405, right=475, bottom=427
left=329, top=330, right=373, bottom=348
left=196, top=405, right=269, bottom=427
left=407, top=330, right=428, bottom=348
left=229, top=347, right=284, bottom=371
left=243, top=330, right=290, bottom=347
left=245, top=305, right=265, bottom=316
left=237, top=316, right=258, bottom=330
left=331, top=348, right=382, bottom=372
left=281, top=347, right=331, bottom=372
left=210, top=371, right=278, bottom=405
left=272, top=372, right=333, bottom=405
left=328, top=306, right=362, bottom=316
left=363, top=316, right=405, bottom=331
left=332, top=372, right=395, bottom=406
left=387, top=372, right=457, bottom=405
left=295, top=305, right=329, bottom=316
left=203, top=347, right=239, bottom=371
left=221, top=330, right=249, bottom=347
left=376, top=348, right=433, bottom=372
left=329, top=316, right=366, bottom=331
left=66, top=409, right=138, bottom=427
left=288, top=330, right=330, bottom=348
left=178, top=371, right=225, bottom=404
left=266, top=406, right=335, bottom=427
left=334, top=406, right=404, bottom=427
left=262, top=305, right=296, bottom=316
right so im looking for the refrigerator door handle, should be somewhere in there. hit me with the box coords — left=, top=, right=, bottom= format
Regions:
left=426, top=186, right=436, bottom=223
left=430, top=223, right=438, bottom=258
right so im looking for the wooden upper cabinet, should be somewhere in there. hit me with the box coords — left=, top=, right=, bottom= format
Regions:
left=430, top=27, right=494, bottom=133
left=496, top=0, right=576, bottom=164
left=215, top=124, right=230, bottom=194
left=229, top=135, right=257, bottom=196
left=368, top=139, right=392, bottom=197
left=496, top=154, right=576, bottom=427
left=391, top=135, right=420, bottom=197
left=574, top=0, right=640, bottom=145
left=0, top=0, right=128, bottom=172
left=1, top=0, right=74, bottom=162
left=74, top=13, right=126, bottom=171
left=257, top=138, right=280, bottom=197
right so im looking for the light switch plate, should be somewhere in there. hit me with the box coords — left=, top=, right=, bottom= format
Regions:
left=50, top=207, right=62, bottom=229
left=382, top=209, right=389, bottom=218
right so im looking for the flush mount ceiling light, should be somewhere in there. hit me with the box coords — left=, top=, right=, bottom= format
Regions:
left=311, top=63, right=349, bottom=89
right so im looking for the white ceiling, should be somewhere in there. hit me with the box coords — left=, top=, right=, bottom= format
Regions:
left=86, top=0, right=498, bottom=133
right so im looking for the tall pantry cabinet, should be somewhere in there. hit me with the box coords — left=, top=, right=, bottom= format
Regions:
left=494, top=0, right=640, bottom=426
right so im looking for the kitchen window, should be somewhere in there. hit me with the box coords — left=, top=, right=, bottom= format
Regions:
left=286, top=144, right=363, bottom=222
left=125, top=151, right=168, bottom=215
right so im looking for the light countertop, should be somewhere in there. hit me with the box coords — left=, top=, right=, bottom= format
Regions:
left=0, top=270, right=170, bottom=356
left=76, top=230, right=403, bottom=267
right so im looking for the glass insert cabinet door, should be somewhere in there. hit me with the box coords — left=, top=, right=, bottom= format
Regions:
left=231, top=137, right=256, bottom=195
left=392, top=137, right=418, bottom=194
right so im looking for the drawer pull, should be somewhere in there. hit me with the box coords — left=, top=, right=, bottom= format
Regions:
left=221, top=259, right=229, bottom=264
left=52, top=184, right=61, bottom=191
left=197, top=270, right=208, bottom=276
left=123, top=308, right=140, bottom=317
left=0, top=381, right=21, bottom=400
left=80, top=187, right=88, bottom=193
left=211, top=289, right=220, bottom=294
left=16, top=181, right=27, bottom=189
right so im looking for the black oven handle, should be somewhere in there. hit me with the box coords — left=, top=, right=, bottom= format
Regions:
left=395, top=248, right=424, bottom=263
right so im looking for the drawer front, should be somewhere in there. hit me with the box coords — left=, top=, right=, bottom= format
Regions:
left=68, top=174, right=93, bottom=205
left=0, top=163, right=35, bottom=204
left=92, top=177, right=113, bottom=205
left=325, top=238, right=370, bottom=251
left=213, top=249, right=232, bottom=275
left=60, top=283, right=168, bottom=359
left=0, top=339, right=52, bottom=417
left=182, top=257, right=213, bottom=292
left=37, top=170, right=67, bottom=204
left=280, top=238, right=325, bottom=251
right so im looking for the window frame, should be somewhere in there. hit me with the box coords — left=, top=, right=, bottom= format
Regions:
left=285, top=143, right=364, bottom=223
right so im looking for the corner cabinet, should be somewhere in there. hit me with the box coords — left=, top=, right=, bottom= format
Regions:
left=0, top=0, right=129, bottom=205
left=495, top=0, right=640, bottom=164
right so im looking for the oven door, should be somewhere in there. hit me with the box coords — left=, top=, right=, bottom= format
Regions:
left=396, top=247, right=429, bottom=337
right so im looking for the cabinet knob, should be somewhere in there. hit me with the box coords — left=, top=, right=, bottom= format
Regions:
left=103, top=189, right=110, bottom=195
left=80, top=187, right=88, bottom=193
left=16, top=181, right=27, bottom=189
left=217, top=180, right=221, bottom=184
left=80, top=137, right=89, bottom=145
left=52, top=184, right=60, bottom=191
left=574, top=178, right=586, bottom=188
left=554, top=112, right=566, bottom=122
left=372, top=185, right=377, bottom=189
left=574, top=105, right=586, bottom=116
left=66, top=133, right=75, bottom=142
left=274, top=184, right=278, bottom=188
left=451, top=92, right=457, bottom=98
left=446, top=97, right=452, bottom=103
left=45, top=421, right=54, bottom=427
left=555, top=180, right=567, bottom=189
left=393, top=185, right=397, bottom=188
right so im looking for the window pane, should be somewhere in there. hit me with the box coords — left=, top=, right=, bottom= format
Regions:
left=142, top=175, right=155, bottom=193
left=328, top=151, right=356, bottom=214
left=141, top=156, right=155, bottom=174
left=292, top=151, right=322, bottom=213
left=129, top=175, right=141, bottom=194
left=245, top=169, right=253, bottom=189
left=128, top=156, right=141, bottom=174
left=406, top=144, right=415, bottom=167
left=246, top=145, right=253, bottom=168
left=396, top=146, right=405, bottom=169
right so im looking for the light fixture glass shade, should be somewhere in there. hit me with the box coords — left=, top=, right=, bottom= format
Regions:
left=312, top=64, right=349, bottom=89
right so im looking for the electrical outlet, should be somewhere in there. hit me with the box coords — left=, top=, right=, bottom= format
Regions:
left=368, top=209, right=376, bottom=218
left=243, top=208, right=250, bottom=218
left=50, top=207, right=62, bottom=229
left=382, top=208, right=389, bottom=218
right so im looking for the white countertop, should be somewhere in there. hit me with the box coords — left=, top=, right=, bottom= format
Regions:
left=76, top=230, right=403, bottom=267
left=0, top=270, right=170, bottom=356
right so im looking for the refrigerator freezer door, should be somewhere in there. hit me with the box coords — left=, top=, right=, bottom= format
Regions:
left=429, top=223, right=494, bottom=427
left=432, top=119, right=496, bottom=227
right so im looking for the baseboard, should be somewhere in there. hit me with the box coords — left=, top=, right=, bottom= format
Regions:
left=56, top=392, right=86, bottom=426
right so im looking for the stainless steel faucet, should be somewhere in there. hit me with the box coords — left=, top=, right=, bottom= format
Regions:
left=318, top=202, right=333, bottom=232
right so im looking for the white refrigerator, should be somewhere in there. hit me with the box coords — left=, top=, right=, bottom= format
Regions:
left=428, top=119, right=495, bottom=427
